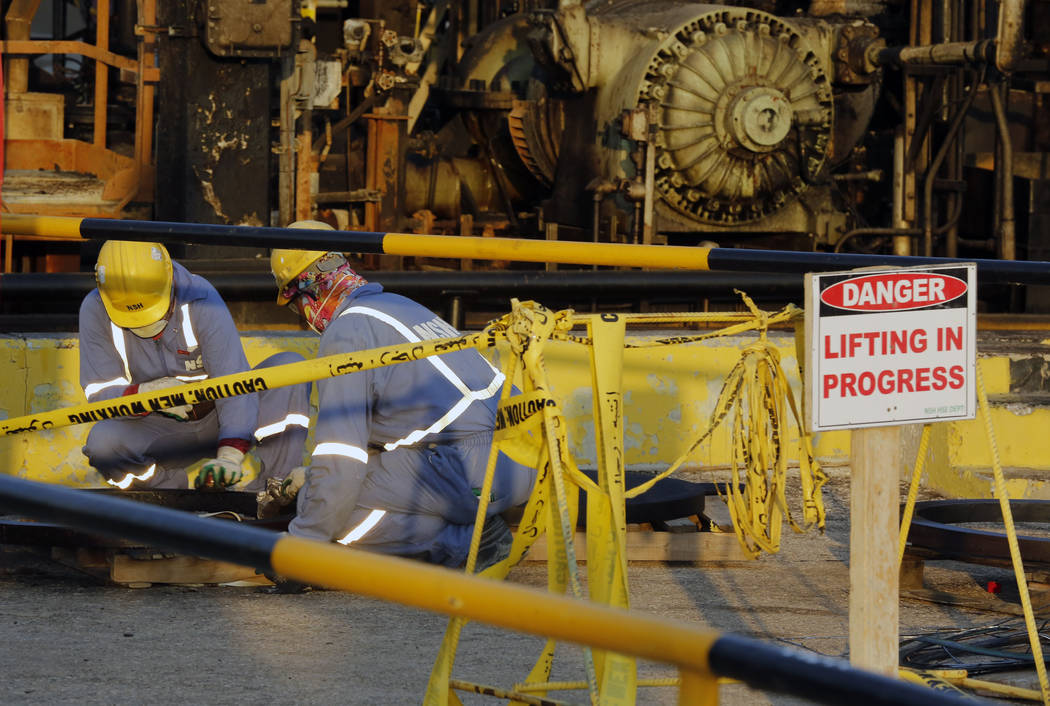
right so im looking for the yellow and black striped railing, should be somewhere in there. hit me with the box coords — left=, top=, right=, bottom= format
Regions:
left=0, top=474, right=970, bottom=705
left=2, top=213, right=1048, bottom=285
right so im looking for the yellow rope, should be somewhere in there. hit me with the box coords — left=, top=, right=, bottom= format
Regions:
left=976, top=365, right=1050, bottom=705
left=898, top=424, right=932, bottom=566
left=622, top=294, right=826, bottom=558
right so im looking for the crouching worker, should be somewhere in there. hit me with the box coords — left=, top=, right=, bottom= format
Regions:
left=267, top=221, right=536, bottom=573
left=79, top=240, right=311, bottom=491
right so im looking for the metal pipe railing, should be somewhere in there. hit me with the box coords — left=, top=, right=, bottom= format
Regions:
left=0, top=473, right=970, bottom=706
left=3, top=215, right=1050, bottom=286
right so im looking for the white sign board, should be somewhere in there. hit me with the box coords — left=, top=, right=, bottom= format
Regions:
left=805, top=263, right=976, bottom=432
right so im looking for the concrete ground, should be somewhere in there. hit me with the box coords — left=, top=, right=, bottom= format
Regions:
left=0, top=472, right=1033, bottom=705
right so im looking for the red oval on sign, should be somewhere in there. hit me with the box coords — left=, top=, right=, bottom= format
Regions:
left=820, top=272, right=967, bottom=312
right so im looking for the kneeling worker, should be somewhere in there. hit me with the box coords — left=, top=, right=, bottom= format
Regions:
left=79, top=240, right=310, bottom=491
left=269, top=221, right=536, bottom=570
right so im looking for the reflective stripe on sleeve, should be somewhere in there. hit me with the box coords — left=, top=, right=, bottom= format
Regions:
left=176, top=373, right=208, bottom=382
left=84, top=323, right=134, bottom=399
left=107, top=464, right=156, bottom=489
left=111, top=322, right=131, bottom=380
left=336, top=509, right=386, bottom=545
left=181, top=304, right=198, bottom=348
left=255, top=413, right=311, bottom=442
left=312, top=442, right=369, bottom=464
left=84, top=375, right=131, bottom=399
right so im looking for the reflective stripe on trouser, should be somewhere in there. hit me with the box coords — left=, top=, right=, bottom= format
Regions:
left=358, top=433, right=537, bottom=524
left=107, top=463, right=192, bottom=490
left=244, top=351, right=312, bottom=492
left=338, top=504, right=476, bottom=568
left=83, top=352, right=310, bottom=490
left=324, top=433, right=537, bottom=566
left=82, top=412, right=216, bottom=489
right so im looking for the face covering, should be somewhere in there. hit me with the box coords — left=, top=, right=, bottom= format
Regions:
left=129, top=318, right=169, bottom=338
left=287, top=253, right=367, bottom=334
left=125, top=283, right=175, bottom=339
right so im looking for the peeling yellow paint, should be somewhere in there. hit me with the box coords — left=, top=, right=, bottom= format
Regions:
left=978, top=356, right=1011, bottom=394
left=2, top=329, right=1048, bottom=502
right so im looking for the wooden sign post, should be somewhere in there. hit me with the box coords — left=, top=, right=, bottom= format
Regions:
left=849, top=425, right=902, bottom=674
left=805, top=263, right=977, bottom=676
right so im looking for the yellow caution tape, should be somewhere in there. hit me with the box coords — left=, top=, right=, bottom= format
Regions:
left=12, top=292, right=828, bottom=705
left=613, top=294, right=826, bottom=559
left=1, top=328, right=500, bottom=436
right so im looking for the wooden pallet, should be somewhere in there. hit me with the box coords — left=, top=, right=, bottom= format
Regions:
left=46, top=517, right=747, bottom=585
left=51, top=547, right=271, bottom=588
left=523, top=526, right=749, bottom=563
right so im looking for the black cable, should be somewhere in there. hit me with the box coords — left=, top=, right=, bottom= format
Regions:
left=900, top=616, right=1050, bottom=676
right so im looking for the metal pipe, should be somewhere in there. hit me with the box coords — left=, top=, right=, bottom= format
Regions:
left=278, top=55, right=295, bottom=226
left=891, top=127, right=912, bottom=255
left=5, top=214, right=1050, bottom=285
left=988, top=83, right=1015, bottom=260
left=996, top=0, right=1027, bottom=73
left=834, top=228, right=921, bottom=253
left=923, top=68, right=985, bottom=257
left=873, top=40, right=995, bottom=67
left=872, top=0, right=1025, bottom=72
left=3, top=0, right=43, bottom=94
left=0, top=474, right=967, bottom=705
left=0, top=270, right=805, bottom=303
left=93, top=0, right=110, bottom=149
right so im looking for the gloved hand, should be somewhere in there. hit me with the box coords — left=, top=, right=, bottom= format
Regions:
left=139, top=377, right=193, bottom=420
left=279, top=466, right=307, bottom=501
left=195, top=445, right=245, bottom=489
left=256, top=466, right=307, bottom=519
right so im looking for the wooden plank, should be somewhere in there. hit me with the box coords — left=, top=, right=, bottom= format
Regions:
left=523, top=530, right=748, bottom=563
left=110, top=554, right=268, bottom=586
left=849, top=426, right=901, bottom=676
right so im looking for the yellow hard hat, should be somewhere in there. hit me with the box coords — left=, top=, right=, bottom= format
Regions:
left=271, top=220, right=334, bottom=305
left=95, top=240, right=173, bottom=328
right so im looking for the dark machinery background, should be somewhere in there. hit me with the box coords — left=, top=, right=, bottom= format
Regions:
left=1, top=0, right=1048, bottom=327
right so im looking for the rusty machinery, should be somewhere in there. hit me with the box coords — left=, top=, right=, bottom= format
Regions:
left=0, top=1, right=1048, bottom=311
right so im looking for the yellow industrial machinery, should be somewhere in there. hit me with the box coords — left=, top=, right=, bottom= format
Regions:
left=0, top=1, right=1047, bottom=312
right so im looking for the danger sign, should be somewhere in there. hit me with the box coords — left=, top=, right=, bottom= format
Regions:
left=804, top=264, right=976, bottom=431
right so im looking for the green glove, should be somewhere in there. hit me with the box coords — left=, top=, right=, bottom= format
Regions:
left=195, top=446, right=245, bottom=489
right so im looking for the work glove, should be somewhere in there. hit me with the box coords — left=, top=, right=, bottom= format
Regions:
left=256, top=466, right=307, bottom=519
left=139, top=377, right=193, bottom=421
left=195, top=445, right=246, bottom=489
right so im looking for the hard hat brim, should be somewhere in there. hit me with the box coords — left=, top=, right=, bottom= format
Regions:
left=102, top=288, right=173, bottom=329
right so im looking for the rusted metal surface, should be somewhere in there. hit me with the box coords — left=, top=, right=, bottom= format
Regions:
left=0, top=0, right=156, bottom=222
left=1, top=0, right=1047, bottom=292
left=202, top=0, right=296, bottom=58
left=155, top=0, right=270, bottom=226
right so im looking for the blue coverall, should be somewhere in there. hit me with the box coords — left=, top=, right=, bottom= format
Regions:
left=79, top=262, right=310, bottom=490
left=292, top=282, right=536, bottom=567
